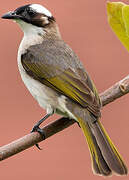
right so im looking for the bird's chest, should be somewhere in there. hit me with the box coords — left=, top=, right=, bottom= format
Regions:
left=17, top=36, right=59, bottom=111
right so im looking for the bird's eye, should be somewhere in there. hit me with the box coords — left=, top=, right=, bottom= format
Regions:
left=28, top=10, right=35, bottom=16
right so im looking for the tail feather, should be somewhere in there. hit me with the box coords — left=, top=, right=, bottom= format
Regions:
left=77, top=116, right=128, bottom=176
left=92, top=121, right=128, bottom=175
left=78, top=118, right=111, bottom=176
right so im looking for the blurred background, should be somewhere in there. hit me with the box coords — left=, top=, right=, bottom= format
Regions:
left=0, top=0, right=129, bottom=179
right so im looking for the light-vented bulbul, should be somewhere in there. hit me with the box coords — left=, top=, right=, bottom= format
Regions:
left=2, top=4, right=128, bottom=176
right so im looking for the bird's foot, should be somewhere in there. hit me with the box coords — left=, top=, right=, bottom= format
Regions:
left=31, top=125, right=46, bottom=150
left=30, top=113, right=53, bottom=150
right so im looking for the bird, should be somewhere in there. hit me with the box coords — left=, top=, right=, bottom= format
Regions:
left=2, top=4, right=128, bottom=176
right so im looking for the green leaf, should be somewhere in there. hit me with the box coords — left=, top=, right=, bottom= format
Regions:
left=107, top=1, right=129, bottom=52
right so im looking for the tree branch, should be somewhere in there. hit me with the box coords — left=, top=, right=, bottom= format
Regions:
left=100, top=75, right=129, bottom=106
left=0, top=75, right=129, bottom=161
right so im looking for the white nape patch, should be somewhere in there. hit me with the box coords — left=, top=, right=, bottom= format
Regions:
left=30, top=4, right=52, bottom=17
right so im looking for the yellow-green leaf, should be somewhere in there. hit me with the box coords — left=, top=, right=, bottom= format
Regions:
left=122, top=6, right=129, bottom=37
left=107, top=1, right=129, bottom=52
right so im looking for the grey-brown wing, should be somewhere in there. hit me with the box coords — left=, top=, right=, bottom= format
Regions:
left=21, top=39, right=101, bottom=117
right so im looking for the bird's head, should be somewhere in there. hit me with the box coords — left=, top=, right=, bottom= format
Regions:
left=2, top=4, right=60, bottom=38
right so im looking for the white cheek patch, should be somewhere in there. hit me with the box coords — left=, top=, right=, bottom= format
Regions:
left=30, top=4, right=52, bottom=17
left=15, top=19, right=44, bottom=36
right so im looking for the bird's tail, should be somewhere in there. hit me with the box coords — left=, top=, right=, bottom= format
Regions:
left=77, top=115, right=128, bottom=176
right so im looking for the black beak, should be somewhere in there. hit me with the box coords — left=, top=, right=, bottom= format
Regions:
left=1, top=11, right=20, bottom=19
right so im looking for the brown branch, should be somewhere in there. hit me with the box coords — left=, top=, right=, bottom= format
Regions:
left=100, top=75, right=129, bottom=106
left=0, top=75, right=129, bottom=161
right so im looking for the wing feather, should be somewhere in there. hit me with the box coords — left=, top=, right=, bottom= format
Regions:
left=21, top=39, right=101, bottom=117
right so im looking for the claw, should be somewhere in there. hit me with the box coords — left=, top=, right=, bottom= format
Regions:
left=30, top=114, right=52, bottom=150
left=31, top=125, right=46, bottom=150
left=36, top=143, right=42, bottom=150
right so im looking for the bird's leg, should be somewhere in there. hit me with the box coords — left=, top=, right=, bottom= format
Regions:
left=31, top=113, right=53, bottom=150
left=77, top=121, right=81, bottom=128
